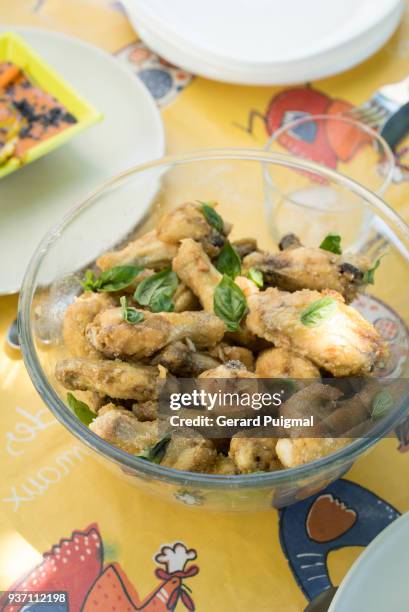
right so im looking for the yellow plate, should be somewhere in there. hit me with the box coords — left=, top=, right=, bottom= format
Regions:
left=0, top=31, right=103, bottom=179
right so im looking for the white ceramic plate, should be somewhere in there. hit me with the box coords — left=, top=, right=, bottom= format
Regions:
left=122, top=0, right=405, bottom=84
left=0, top=27, right=165, bottom=295
left=329, top=512, right=409, bottom=612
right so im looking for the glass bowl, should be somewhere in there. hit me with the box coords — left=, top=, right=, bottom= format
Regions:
left=18, top=149, right=409, bottom=512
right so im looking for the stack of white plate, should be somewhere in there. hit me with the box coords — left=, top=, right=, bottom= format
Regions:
left=122, top=0, right=405, bottom=85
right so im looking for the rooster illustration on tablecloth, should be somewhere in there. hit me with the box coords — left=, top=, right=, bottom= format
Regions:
left=279, top=478, right=400, bottom=603
left=0, top=525, right=198, bottom=612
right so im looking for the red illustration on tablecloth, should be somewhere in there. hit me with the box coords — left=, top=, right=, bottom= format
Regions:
left=239, top=84, right=409, bottom=181
left=238, top=85, right=372, bottom=169
left=0, top=524, right=199, bottom=611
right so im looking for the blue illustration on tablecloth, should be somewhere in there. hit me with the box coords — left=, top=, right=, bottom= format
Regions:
left=279, top=479, right=400, bottom=602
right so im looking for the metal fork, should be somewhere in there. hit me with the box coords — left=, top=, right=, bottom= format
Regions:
left=346, top=74, right=409, bottom=130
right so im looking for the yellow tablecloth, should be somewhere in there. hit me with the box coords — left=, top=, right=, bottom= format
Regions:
left=1, top=2, right=409, bottom=610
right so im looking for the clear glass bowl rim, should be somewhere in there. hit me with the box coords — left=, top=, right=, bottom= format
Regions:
left=18, top=148, right=409, bottom=490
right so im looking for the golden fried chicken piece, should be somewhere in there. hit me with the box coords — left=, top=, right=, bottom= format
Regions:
left=87, top=308, right=225, bottom=360
left=275, top=437, right=349, bottom=468
left=211, top=454, right=237, bottom=475
left=243, top=239, right=370, bottom=303
left=63, top=292, right=115, bottom=359
left=55, top=358, right=161, bottom=401
left=198, top=360, right=257, bottom=380
left=157, top=201, right=230, bottom=257
left=132, top=400, right=158, bottom=421
left=173, top=283, right=200, bottom=312
left=229, top=434, right=280, bottom=473
left=209, top=343, right=255, bottom=371
left=97, top=230, right=178, bottom=271
left=161, top=435, right=217, bottom=472
left=199, top=361, right=258, bottom=417
left=172, top=238, right=222, bottom=312
left=279, top=383, right=342, bottom=437
left=246, top=288, right=387, bottom=376
left=89, top=408, right=157, bottom=454
left=152, top=341, right=221, bottom=376
left=231, top=238, right=258, bottom=259
left=256, top=347, right=320, bottom=379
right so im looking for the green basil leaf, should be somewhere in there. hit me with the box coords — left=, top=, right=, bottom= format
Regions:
left=67, top=392, right=95, bottom=426
left=199, top=201, right=224, bottom=233
left=150, top=292, right=175, bottom=313
left=371, top=390, right=393, bottom=420
left=81, top=269, right=98, bottom=291
left=247, top=267, right=264, bottom=288
left=134, top=268, right=178, bottom=312
left=319, top=234, right=342, bottom=254
left=120, top=296, right=145, bottom=324
left=363, top=258, right=382, bottom=285
left=300, top=296, right=337, bottom=327
left=81, top=265, right=143, bottom=292
left=138, top=434, right=171, bottom=463
left=214, top=274, right=247, bottom=332
left=97, top=265, right=144, bottom=292
left=216, top=242, right=241, bottom=279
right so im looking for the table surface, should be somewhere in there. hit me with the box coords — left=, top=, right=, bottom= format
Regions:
left=1, top=1, right=409, bottom=611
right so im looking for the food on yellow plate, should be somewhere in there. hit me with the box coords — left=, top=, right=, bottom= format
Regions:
left=0, top=61, right=77, bottom=166
left=56, top=201, right=390, bottom=475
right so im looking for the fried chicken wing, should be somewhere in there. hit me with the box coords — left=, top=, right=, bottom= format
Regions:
left=63, top=292, right=116, bottom=359
left=243, top=241, right=370, bottom=303
left=173, top=283, right=200, bottom=312
left=209, top=343, right=255, bottom=371
left=275, top=437, right=349, bottom=468
left=229, top=434, right=280, bottom=473
left=161, top=435, right=217, bottom=472
left=152, top=341, right=221, bottom=376
left=172, top=238, right=222, bottom=312
left=132, top=400, right=158, bottom=421
left=157, top=201, right=230, bottom=257
left=256, top=347, right=320, bottom=379
left=211, top=454, right=237, bottom=475
left=97, top=230, right=178, bottom=271
left=246, top=288, right=386, bottom=376
left=231, top=238, right=258, bottom=259
left=87, top=307, right=225, bottom=360
left=198, top=360, right=257, bottom=380
left=89, top=408, right=157, bottom=454
left=55, top=358, right=161, bottom=401
left=279, top=383, right=342, bottom=439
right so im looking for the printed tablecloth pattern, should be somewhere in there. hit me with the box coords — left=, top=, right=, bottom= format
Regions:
left=1, top=2, right=409, bottom=610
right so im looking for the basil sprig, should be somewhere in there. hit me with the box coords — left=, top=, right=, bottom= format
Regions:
left=120, top=296, right=144, bottom=324
left=134, top=268, right=178, bottom=313
left=137, top=434, right=171, bottom=463
left=371, top=390, right=393, bottom=420
left=319, top=234, right=342, bottom=255
left=214, top=274, right=247, bottom=332
left=67, top=393, right=95, bottom=426
left=81, top=265, right=143, bottom=292
left=247, top=267, right=263, bottom=288
left=300, top=296, right=337, bottom=327
left=363, top=258, right=382, bottom=285
left=199, top=201, right=224, bottom=233
left=216, top=242, right=241, bottom=279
